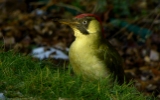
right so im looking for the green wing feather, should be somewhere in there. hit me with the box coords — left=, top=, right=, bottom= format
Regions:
left=97, top=40, right=124, bottom=84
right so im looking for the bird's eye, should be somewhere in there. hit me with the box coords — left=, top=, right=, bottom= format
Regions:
left=82, top=20, right=88, bottom=24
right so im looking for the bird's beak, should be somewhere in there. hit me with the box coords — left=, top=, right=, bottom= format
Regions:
left=57, top=19, right=78, bottom=27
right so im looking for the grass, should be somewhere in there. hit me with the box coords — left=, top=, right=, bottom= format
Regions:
left=0, top=51, right=155, bottom=100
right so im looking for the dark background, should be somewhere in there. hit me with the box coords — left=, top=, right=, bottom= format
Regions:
left=0, top=0, right=160, bottom=98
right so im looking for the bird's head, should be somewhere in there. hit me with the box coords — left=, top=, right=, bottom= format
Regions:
left=58, top=14, right=104, bottom=40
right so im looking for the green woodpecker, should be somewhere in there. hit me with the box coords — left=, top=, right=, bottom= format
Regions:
left=59, top=14, right=124, bottom=84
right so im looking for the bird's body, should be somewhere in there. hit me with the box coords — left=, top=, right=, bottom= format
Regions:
left=69, top=35, right=124, bottom=83
left=59, top=14, right=124, bottom=84
left=69, top=35, right=108, bottom=80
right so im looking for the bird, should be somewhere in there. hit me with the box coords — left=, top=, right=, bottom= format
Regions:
left=58, top=13, right=124, bottom=84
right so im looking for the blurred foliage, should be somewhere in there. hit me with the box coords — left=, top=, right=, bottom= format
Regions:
left=92, top=0, right=107, bottom=13
left=112, top=0, right=134, bottom=17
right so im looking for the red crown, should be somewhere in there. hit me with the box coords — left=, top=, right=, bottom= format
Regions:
left=75, top=14, right=101, bottom=23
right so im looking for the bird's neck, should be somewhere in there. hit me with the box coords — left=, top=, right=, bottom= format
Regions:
left=74, top=36, right=103, bottom=50
left=74, top=29, right=102, bottom=42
